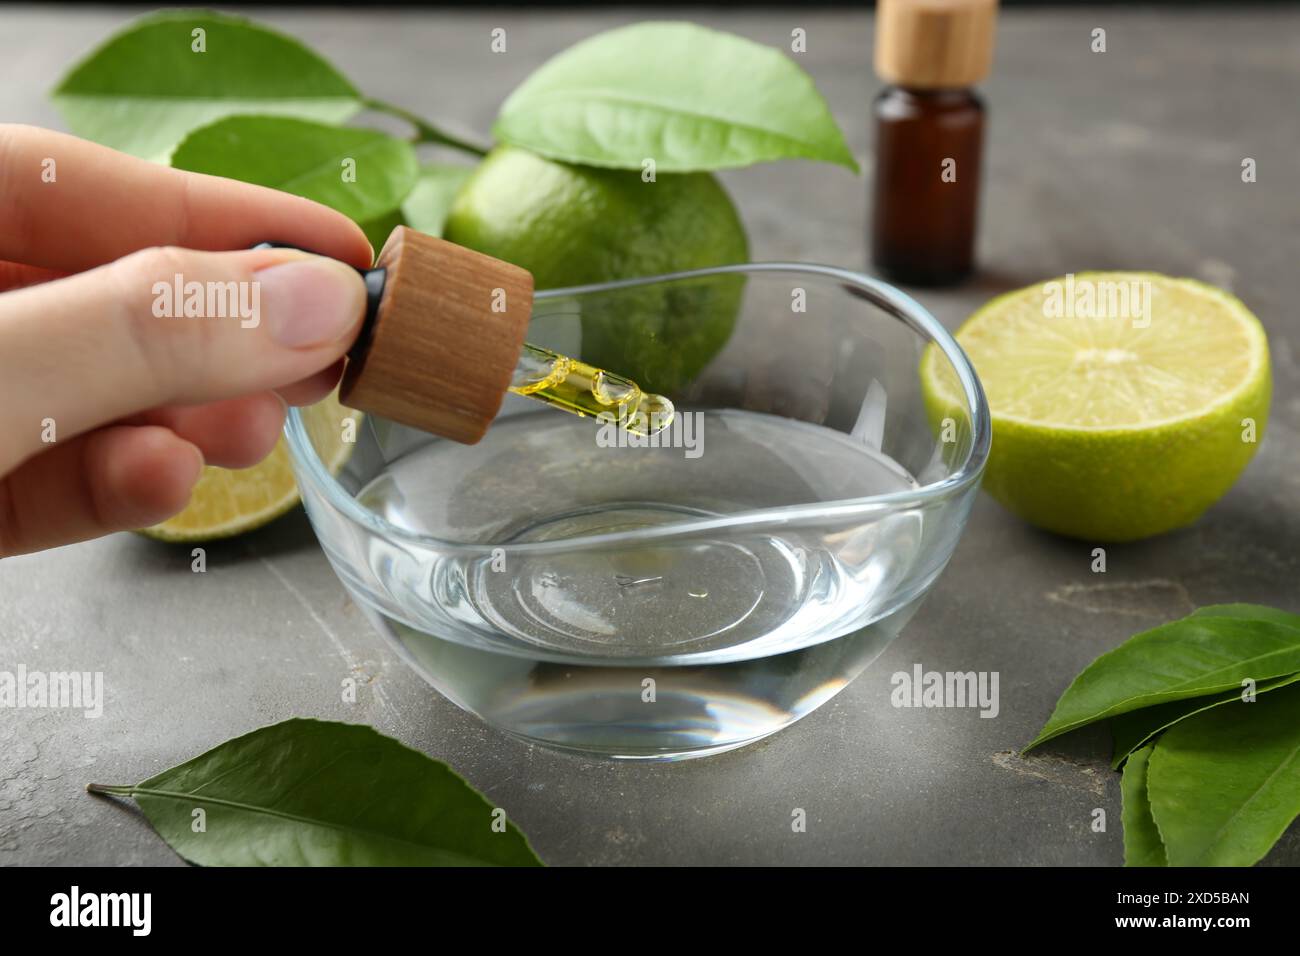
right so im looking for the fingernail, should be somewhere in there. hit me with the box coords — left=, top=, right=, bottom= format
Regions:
left=257, top=257, right=366, bottom=348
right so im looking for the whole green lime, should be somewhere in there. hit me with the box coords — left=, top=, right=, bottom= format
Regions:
left=444, top=145, right=749, bottom=394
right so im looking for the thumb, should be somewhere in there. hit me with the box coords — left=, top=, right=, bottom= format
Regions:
left=0, top=245, right=366, bottom=472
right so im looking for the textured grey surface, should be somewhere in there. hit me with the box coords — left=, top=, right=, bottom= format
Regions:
left=2, top=6, right=1298, bottom=866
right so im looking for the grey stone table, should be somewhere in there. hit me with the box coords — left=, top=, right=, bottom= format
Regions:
left=2, top=6, right=1297, bottom=866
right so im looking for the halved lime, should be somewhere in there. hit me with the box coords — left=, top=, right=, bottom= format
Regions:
left=141, top=391, right=361, bottom=542
left=922, top=273, right=1271, bottom=541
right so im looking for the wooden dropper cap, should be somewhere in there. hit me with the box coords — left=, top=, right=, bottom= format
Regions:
left=875, top=0, right=999, bottom=88
left=338, top=226, right=535, bottom=444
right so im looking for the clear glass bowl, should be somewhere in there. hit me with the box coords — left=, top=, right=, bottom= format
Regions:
left=286, top=264, right=990, bottom=760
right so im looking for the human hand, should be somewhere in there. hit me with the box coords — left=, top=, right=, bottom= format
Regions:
left=0, top=125, right=373, bottom=557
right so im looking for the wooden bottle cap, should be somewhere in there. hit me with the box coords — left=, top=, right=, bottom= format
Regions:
left=875, top=0, right=999, bottom=88
left=339, top=226, right=534, bottom=445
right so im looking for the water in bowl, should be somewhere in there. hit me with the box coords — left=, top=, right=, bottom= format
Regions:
left=352, top=408, right=928, bottom=759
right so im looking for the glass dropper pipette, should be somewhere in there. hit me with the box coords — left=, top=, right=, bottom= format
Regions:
left=508, top=343, right=674, bottom=437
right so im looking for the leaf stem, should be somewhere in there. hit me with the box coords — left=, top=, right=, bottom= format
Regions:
left=363, top=97, right=488, bottom=157
left=86, top=783, right=135, bottom=796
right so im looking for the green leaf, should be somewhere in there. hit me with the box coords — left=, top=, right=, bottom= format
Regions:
left=88, top=718, right=543, bottom=866
left=1192, top=603, right=1300, bottom=629
left=401, top=164, right=475, bottom=237
left=493, top=21, right=858, bottom=173
left=1025, top=607, right=1300, bottom=752
left=1147, top=682, right=1300, bottom=866
left=170, top=116, right=418, bottom=224
left=53, top=9, right=361, bottom=160
left=1120, top=745, right=1167, bottom=867
left=1109, top=605, right=1300, bottom=766
left=359, top=209, right=405, bottom=257
left=1111, top=672, right=1300, bottom=769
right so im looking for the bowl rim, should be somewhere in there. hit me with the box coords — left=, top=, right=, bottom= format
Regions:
left=286, top=261, right=991, bottom=553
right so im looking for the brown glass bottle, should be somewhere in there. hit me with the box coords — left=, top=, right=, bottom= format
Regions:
left=870, top=0, right=997, bottom=287
left=871, top=87, right=985, bottom=287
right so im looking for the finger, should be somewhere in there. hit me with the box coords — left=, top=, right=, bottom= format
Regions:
left=0, top=245, right=366, bottom=473
left=0, top=260, right=62, bottom=291
left=0, top=124, right=373, bottom=272
left=275, top=360, right=345, bottom=407
left=0, top=425, right=203, bottom=558
left=131, top=393, right=286, bottom=469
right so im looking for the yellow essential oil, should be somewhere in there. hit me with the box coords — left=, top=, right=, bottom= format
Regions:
left=509, top=344, right=674, bottom=436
